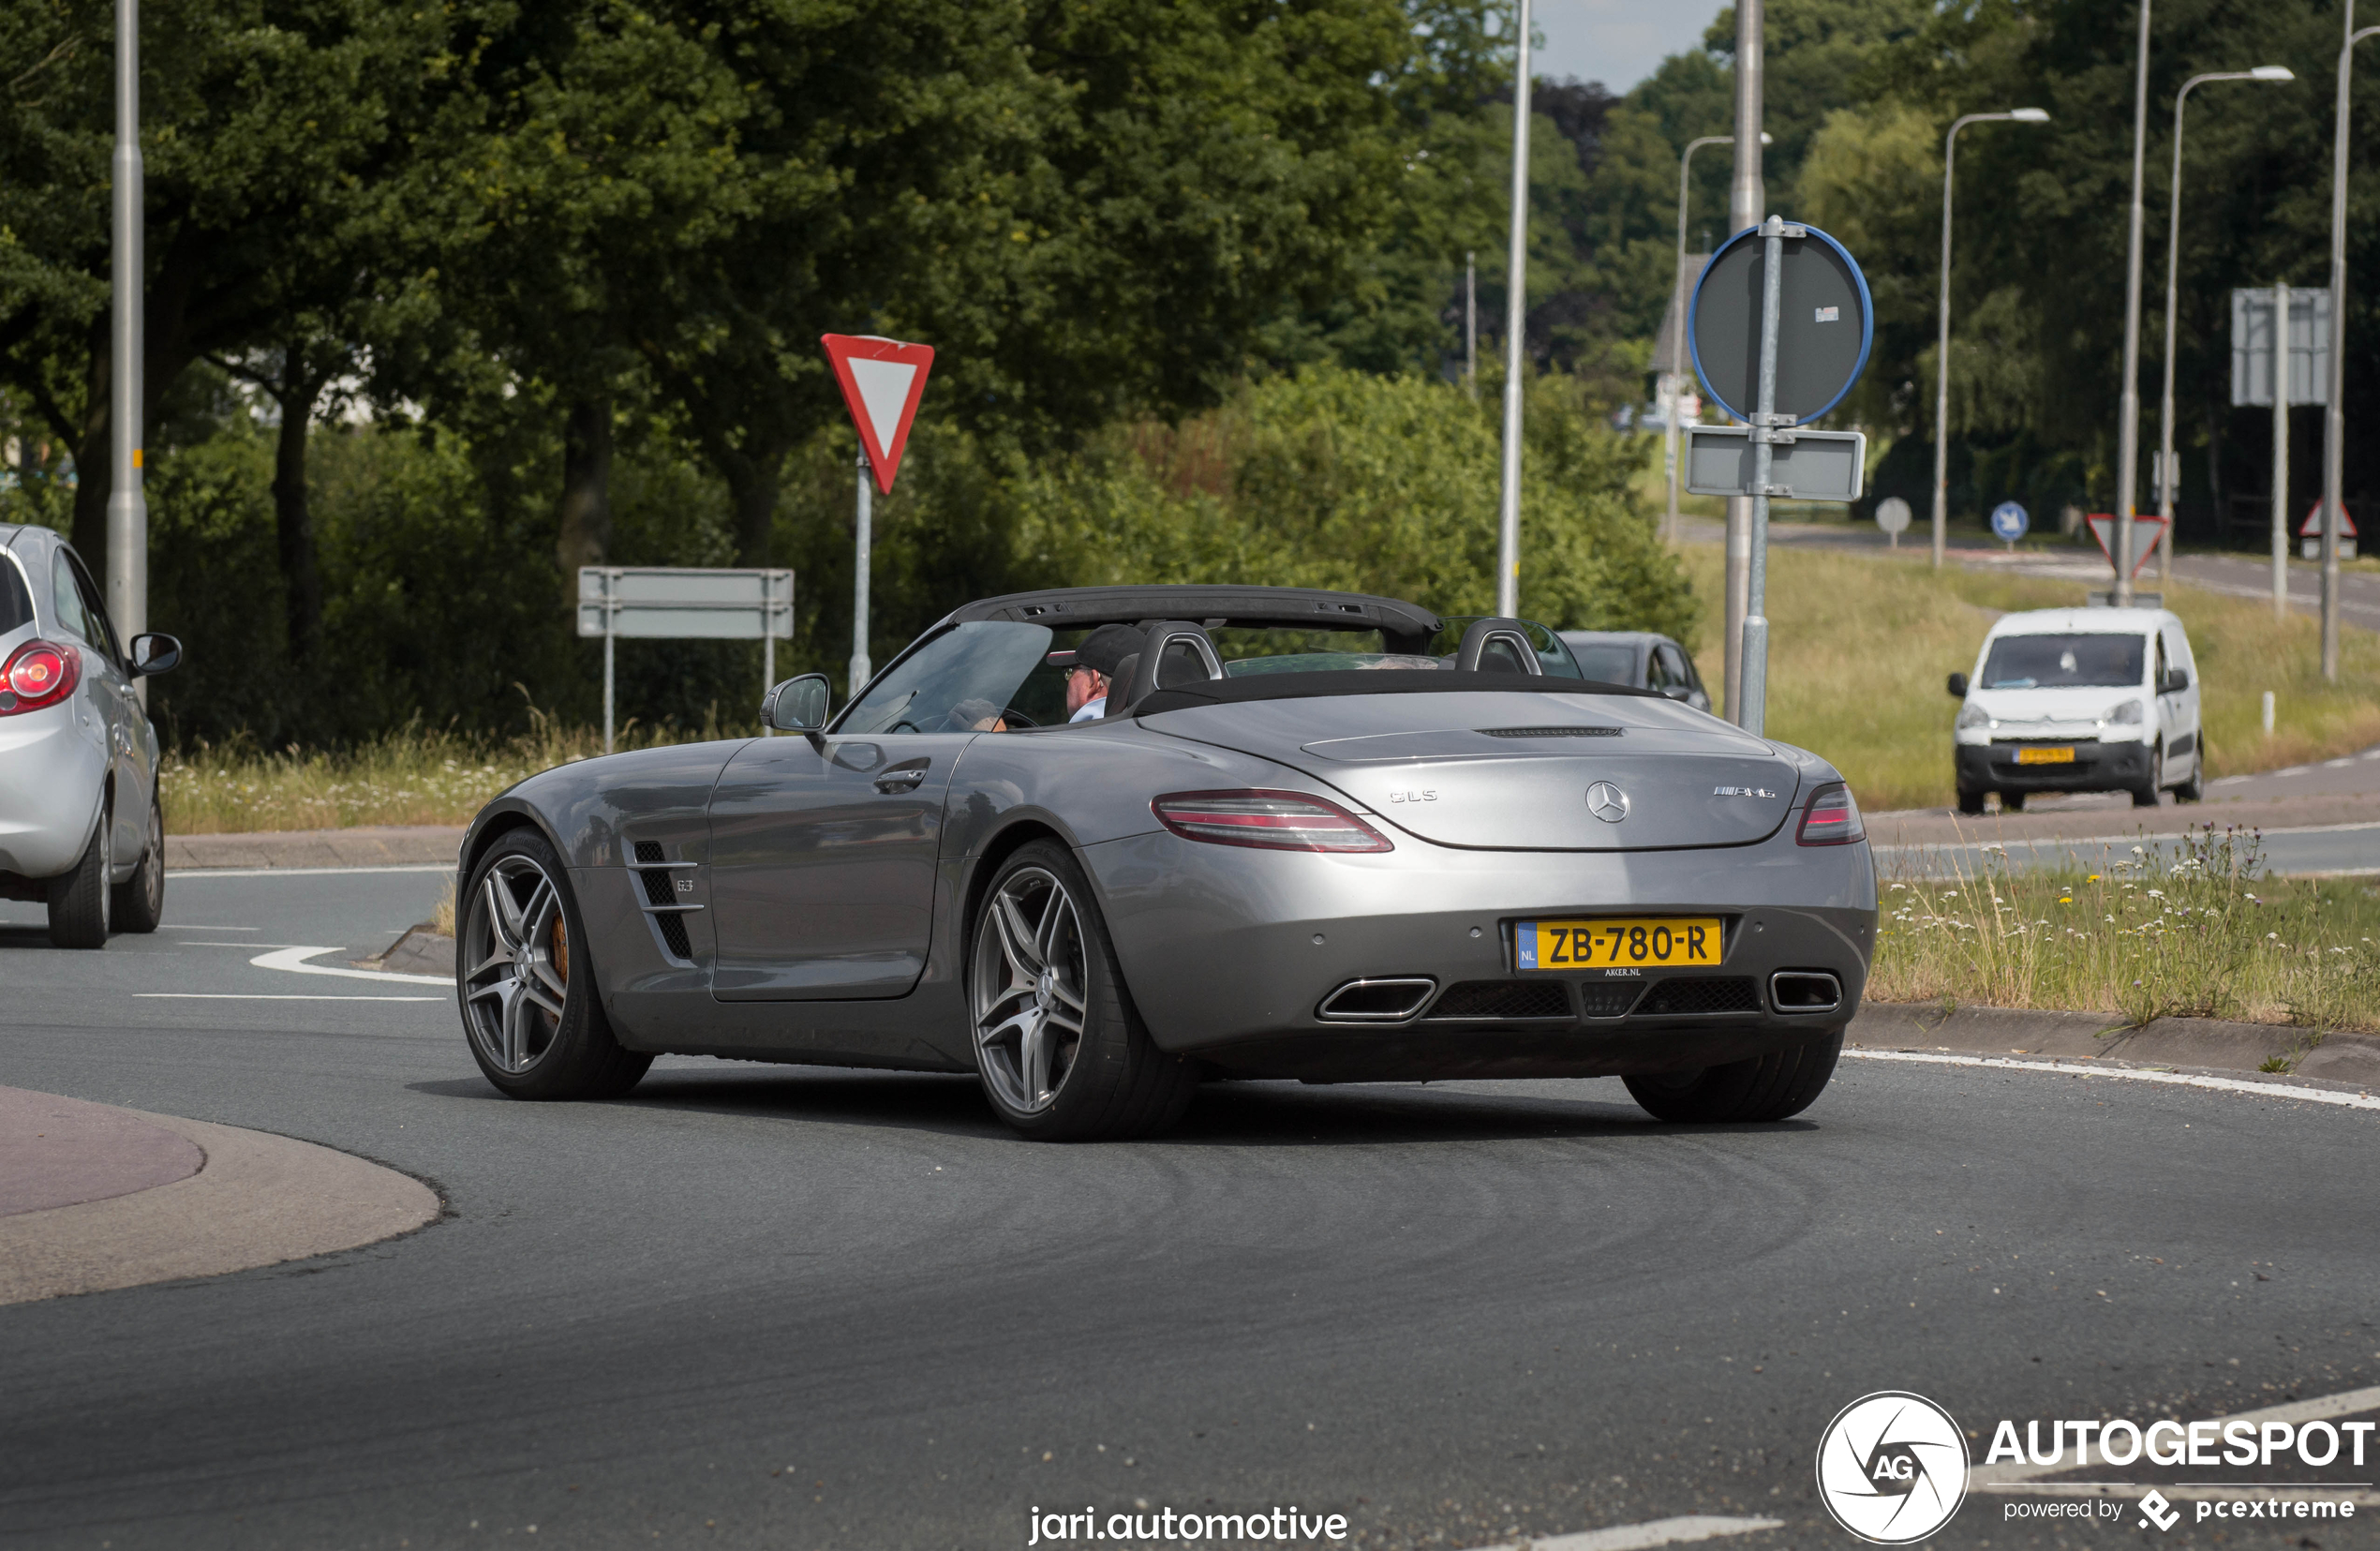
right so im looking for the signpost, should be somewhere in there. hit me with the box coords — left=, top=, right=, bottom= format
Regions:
left=1686, top=216, right=1873, bottom=734
left=1990, top=500, right=2030, bottom=549
left=577, top=568, right=795, bottom=753
left=2232, top=285, right=2330, bottom=619
left=821, top=334, right=935, bottom=695
left=1873, top=495, right=1911, bottom=547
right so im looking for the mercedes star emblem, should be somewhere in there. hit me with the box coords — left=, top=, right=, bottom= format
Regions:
left=1585, top=782, right=1629, bottom=822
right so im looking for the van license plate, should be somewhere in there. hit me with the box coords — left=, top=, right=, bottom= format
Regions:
left=1518, top=917, right=1723, bottom=970
left=2015, top=747, right=2076, bottom=765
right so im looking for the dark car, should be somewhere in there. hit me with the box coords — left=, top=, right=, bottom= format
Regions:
left=1558, top=631, right=1711, bottom=712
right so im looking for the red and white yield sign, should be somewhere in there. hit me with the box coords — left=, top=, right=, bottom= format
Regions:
left=822, top=334, right=934, bottom=493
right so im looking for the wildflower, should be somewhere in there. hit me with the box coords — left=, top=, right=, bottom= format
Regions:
left=2087, top=873, right=2102, bottom=882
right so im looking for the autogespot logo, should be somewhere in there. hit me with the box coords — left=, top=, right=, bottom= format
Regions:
left=1816, top=1392, right=1970, bottom=1544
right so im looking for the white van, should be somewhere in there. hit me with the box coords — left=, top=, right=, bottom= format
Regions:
left=1947, top=606, right=2202, bottom=813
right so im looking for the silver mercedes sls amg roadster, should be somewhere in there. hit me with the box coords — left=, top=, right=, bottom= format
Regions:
left=453, top=585, right=1875, bottom=1139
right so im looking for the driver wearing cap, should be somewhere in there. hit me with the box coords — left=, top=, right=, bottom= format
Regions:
left=1065, top=623, right=1145, bottom=723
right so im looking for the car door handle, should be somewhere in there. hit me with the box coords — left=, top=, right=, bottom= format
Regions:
left=874, top=758, right=930, bottom=793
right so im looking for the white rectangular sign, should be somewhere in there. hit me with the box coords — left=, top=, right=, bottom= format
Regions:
left=1683, top=425, right=1867, bottom=502
left=577, top=568, right=794, bottom=641
left=2231, top=288, right=2330, bottom=407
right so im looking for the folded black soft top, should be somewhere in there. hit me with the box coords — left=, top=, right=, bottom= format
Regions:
left=1133, top=669, right=1659, bottom=716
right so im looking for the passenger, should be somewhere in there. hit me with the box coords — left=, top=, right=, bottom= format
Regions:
left=1065, top=624, right=1145, bottom=723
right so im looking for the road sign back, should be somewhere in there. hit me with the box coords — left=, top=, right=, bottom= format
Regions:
left=2084, top=513, right=2167, bottom=578
left=822, top=334, right=935, bottom=492
left=1688, top=222, right=1872, bottom=424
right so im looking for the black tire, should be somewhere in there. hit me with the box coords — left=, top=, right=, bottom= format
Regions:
left=46, top=805, right=112, bottom=949
left=1623, top=1031, right=1843, bottom=1123
left=458, top=828, right=652, bottom=1100
left=1955, top=788, right=1986, bottom=815
left=966, top=839, right=1196, bottom=1141
left=2131, top=741, right=2163, bottom=808
left=2176, top=738, right=2204, bottom=803
left=1999, top=790, right=2026, bottom=813
left=112, top=793, right=165, bottom=933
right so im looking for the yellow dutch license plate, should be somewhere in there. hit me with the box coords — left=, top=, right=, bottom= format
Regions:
left=2015, top=746, right=2076, bottom=765
left=1518, top=917, right=1723, bottom=971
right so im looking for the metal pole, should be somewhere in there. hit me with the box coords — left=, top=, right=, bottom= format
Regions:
left=1494, top=0, right=1532, bottom=619
left=762, top=630, right=773, bottom=737
left=1671, top=135, right=1728, bottom=549
left=1723, top=0, right=1763, bottom=723
left=1465, top=251, right=1478, bottom=403
left=2113, top=0, right=2152, bottom=606
left=851, top=451, right=873, bottom=693
left=2322, top=18, right=2378, bottom=681
left=1741, top=216, right=1787, bottom=739
left=108, top=0, right=146, bottom=685
left=2274, top=280, right=2291, bottom=621
left=602, top=630, right=615, bottom=755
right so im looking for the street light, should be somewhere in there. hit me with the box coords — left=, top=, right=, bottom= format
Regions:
left=2322, top=10, right=2380, bottom=680
left=2114, top=0, right=2152, bottom=606
left=1665, top=130, right=1766, bottom=544
left=2155, top=67, right=2295, bottom=589
left=1494, top=0, right=1533, bottom=619
left=108, top=0, right=146, bottom=680
left=1931, top=108, right=2049, bottom=570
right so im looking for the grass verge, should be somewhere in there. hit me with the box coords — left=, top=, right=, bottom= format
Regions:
left=1871, top=825, right=2380, bottom=1035
left=1675, top=543, right=2380, bottom=811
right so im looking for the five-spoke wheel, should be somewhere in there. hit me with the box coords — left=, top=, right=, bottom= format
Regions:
left=971, top=865, right=1090, bottom=1114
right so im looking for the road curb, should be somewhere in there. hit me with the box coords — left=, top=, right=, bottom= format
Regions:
left=0, top=1096, right=441, bottom=1305
left=1850, top=1002, right=2380, bottom=1086
left=165, top=825, right=466, bottom=871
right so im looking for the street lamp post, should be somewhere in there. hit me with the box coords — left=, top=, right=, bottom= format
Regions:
left=1494, top=0, right=1533, bottom=619
left=2322, top=9, right=2380, bottom=680
left=2156, top=67, right=2296, bottom=588
left=1666, top=132, right=1764, bottom=546
left=108, top=0, right=145, bottom=674
left=2114, top=0, right=2152, bottom=607
left=1932, top=109, right=2050, bottom=570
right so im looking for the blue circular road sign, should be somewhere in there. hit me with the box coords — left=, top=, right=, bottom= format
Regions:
left=1990, top=501, right=2030, bottom=543
left=1687, top=221, right=1874, bottom=425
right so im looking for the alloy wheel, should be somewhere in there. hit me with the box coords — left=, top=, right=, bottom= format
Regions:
left=464, top=854, right=571, bottom=1074
left=971, top=867, right=1089, bottom=1113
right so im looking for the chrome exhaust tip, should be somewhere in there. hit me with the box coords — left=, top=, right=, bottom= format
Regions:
left=1316, top=977, right=1437, bottom=1022
left=1768, top=970, right=1843, bottom=1014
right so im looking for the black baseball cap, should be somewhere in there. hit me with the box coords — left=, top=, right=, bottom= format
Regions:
left=1074, top=623, right=1145, bottom=679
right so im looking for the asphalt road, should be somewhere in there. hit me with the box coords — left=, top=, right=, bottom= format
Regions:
left=3, top=871, right=2379, bottom=1550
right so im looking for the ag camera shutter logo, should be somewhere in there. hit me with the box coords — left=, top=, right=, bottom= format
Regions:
left=1815, top=1392, right=1969, bottom=1544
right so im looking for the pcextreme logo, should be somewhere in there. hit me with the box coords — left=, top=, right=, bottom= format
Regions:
left=1815, top=1392, right=1969, bottom=1544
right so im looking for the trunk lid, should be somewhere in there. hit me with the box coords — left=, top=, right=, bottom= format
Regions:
left=1145, top=689, right=1803, bottom=850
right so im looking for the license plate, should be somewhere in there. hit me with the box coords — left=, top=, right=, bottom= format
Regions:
left=1517, top=917, right=1723, bottom=970
left=2015, top=746, right=2076, bottom=765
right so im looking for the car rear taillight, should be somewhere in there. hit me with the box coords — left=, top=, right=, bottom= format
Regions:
left=1795, top=781, right=1865, bottom=845
left=1151, top=790, right=1393, bottom=853
left=0, top=639, right=79, bottom=716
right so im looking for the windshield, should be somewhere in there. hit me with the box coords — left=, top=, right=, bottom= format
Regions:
left=1569, top=644, right=1640, bottom=684
left=1978, top=633, right=2147, bottom=691
left=840, top=621, right=1056, bottom=733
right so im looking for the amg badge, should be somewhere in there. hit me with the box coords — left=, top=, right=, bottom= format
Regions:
left=1713, top=786, right=1777, bottom=798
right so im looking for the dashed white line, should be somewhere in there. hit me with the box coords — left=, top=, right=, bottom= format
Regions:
left=137, top=993, right=445, bottom=1003
left=171, top=864, right=453, bottom=878
left=1844, top=1050, right=2380, bottom=1111
left=1464, top=1517, right=1782, bottom=1551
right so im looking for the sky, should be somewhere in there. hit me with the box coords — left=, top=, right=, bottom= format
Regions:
left=1530, top=0, right=1721, bottom=92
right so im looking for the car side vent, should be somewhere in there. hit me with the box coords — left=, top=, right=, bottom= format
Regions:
left=1576, top=980, right=1644, bottom=1019
left=628, top=841, right=695, bottom=961
left=1636, top=977, right=1761, bottom=1016
left=634, top=841, right=663, bottom=863
left=1480, top=725, right=1625, bottom=738
left=1424, top=980, right=1573, bottom=1021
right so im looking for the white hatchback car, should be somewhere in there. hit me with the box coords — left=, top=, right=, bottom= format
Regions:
left=0, top=523, right=180, bottom=946
left=1947, top=606, right=2202, bottom=813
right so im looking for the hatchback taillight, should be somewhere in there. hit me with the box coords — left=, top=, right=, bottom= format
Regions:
left=0, top=639, right=79, bottom=716
left=1151, top=790, right=1393, bottom=853
left=1796, top=781, right=1865, bottom=845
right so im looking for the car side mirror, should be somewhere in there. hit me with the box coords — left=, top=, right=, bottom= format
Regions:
left=1947, top=672, right=1969, bottom=699
left=128, top=633, right=181, bottom=677
left=2163, top=668, right=2190, bottom=693
left=762, top=673, right=830, bottom=733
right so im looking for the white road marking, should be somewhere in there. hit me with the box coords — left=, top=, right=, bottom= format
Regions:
left=156, top=923, right=260, bottom=931
left=249, top=945, right=452, bottom=987
left=1844, top=1050, right=2380, bottom=1111
left=179, top=941, right=317, bottom=948
left=171, top=864, right=453, bottom=879
left=137, top=993, right=445, bottom=1002
left=2327, top=758, right=2356, bottom=768
left=1967, top=1382, right=2380, bottom=1504
left=1464, top=1517, right=1782, bottom=1551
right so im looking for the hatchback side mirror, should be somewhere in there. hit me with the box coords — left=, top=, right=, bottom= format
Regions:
left=128, top=633, right=181, bottom=677
left=2163, top=667, right=2190, bottom=693
left=763, top=673, right=830, bottom=733
left=1946, top=672, right=1969, bottom=699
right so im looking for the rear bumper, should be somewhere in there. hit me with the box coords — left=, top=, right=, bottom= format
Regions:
left=1957, top=740, right=2150, bottom=794
left=1085, top=829, right=1875, bottom=1081
left=0, top=707, right=103, bottom=881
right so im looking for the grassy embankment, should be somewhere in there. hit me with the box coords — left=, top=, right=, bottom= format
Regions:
left=1675, top=544, right=2380, bottom=812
